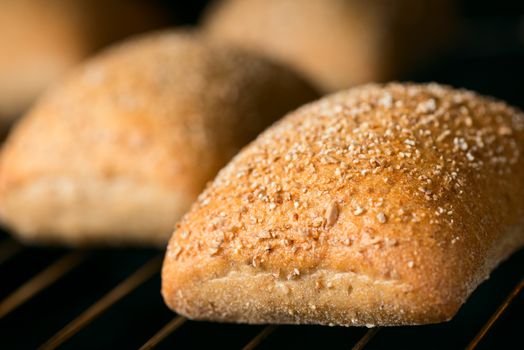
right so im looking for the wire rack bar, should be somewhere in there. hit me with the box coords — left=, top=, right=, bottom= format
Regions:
left=39, top=255, right=162, bottom=350
left=138, top=315, right=187, bottom=350
left=0, top=251, right=87, bottom=319
left=242, top=325, right=278, bottom=350
left=352, top=327, right=380, bottom=350
left=466, top=276, right=524, bottom=350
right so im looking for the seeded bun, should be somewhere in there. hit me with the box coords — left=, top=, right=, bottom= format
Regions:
left=203, top=0, right=456, bottom=91
left=0, top=0, right=166, bottom=122
left=162, top=83, right=524, bottom=326
left=0, top=30, right=318, bottom=246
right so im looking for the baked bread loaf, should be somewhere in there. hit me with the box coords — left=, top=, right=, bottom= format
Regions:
left=0, top=30, right=318, bottom=246
left=162, top=83, right=524, bottom=326
left=203, top=0, right=456, bottom=92
left=0, top=0, right=166, bottom=122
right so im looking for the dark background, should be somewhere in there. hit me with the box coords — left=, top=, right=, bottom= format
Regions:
left=160, top=0, right=524, bottom=108
left=0, top=1, right=523, bottom=349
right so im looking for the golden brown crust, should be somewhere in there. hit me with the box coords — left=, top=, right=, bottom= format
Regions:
left=0, top=30, right=318, bottom=246
left=162, top=83, right=524, bottom=325
left=0, top=0, right=166, bottom=120
left=203, top=0, right=457, bottom=92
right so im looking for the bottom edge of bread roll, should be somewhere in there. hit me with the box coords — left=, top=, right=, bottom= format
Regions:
left=162, top=227, right=524, bottom=327
left=0, top=176, right=192, bottom=247
left=162, top=266, right=457, bottom=326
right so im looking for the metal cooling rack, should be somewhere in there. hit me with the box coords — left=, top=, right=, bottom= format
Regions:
left=0, top=228, right=522, bottom=350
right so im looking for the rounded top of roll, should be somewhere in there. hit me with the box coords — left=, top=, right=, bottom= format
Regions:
left=164, top=83, right=524, bottom=324
left=184, top=82, right=524, bottom=243
left=2, top=29, right=318, bottom=193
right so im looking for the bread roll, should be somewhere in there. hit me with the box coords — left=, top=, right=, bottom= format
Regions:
left=0, top=30, right=318, bottom=246
left=0, top=0, right=166, bottom=122
left=203, top=0, right=456, bottom=92
left=162, top=83, right=524, bottom=326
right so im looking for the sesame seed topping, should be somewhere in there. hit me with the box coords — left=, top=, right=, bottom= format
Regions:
left=417, top=98, right=436, bottom=113
left=353, top=206, right=365, bottom=216
left=278, top=284, right=290, bottom=295
left=315, top=279, right=323, bottom=289
left=287, top=268, right=301, bottom=280
left=170, top=246, right=183, bottom=259
left=312, top=217, right=324, bottom=228
left=258, top=230, right=271, bottom=239
left=376, top=212, right=387, bottom=224
left=325, top=201, right=339, bottom=227
left=379, top=93, right=393, bottom=108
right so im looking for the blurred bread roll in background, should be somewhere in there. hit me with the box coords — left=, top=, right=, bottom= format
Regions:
left=0, top=0, right=167, bottom=122
left=204, top=0, right=457, bottom=91
left=0, top=30, right=318, bottom=246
